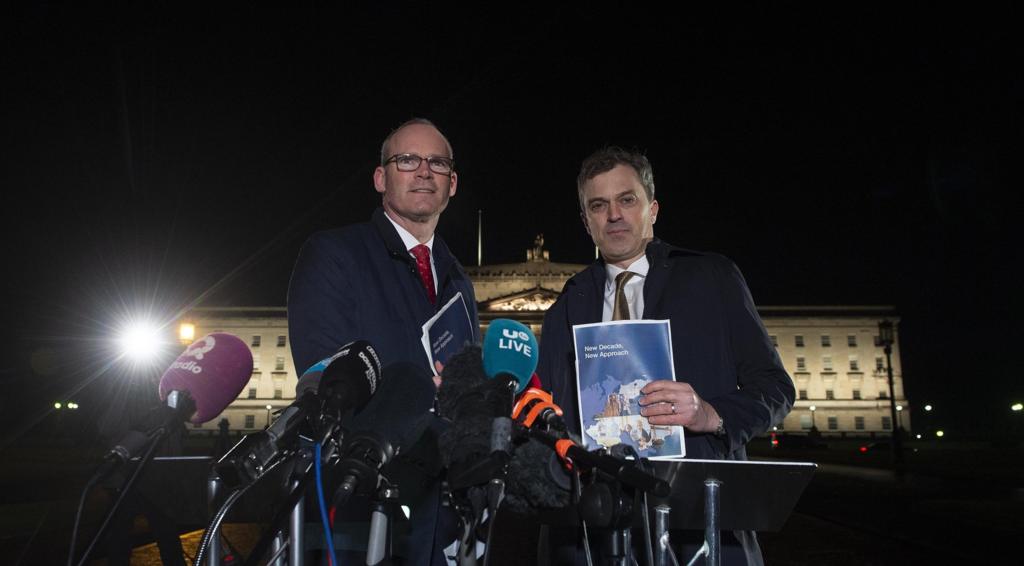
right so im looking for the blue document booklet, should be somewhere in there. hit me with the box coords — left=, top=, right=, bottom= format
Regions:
left=572, top=320, right=685, bottom=459
left=421, top=292, right=475, bottom=369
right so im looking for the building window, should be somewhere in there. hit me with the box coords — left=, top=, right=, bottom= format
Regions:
left=800, top=415, right=812, bottom=430
left=251, top=335, right=261, bottom=347
left=874, top=335, right=882, bottom=347
left=274, top=387, right=283, bottom=400
left=826, top=389, right=835, bottom=400
left=827, top=416, right=838, bottom=430
left=821, top=335, right=831, bottom=347
left=277, top=335, right=287, bottom=347
left=849, top=356, right=859, bottom=372
left=252, top=353, right=260, bottom=370
left=881, top=416, right=892, bottom=430
left=795, top=335, right=805, bottom=348
left=875, top=357, right=885, bottom=372
left=852, top=389, right=862, bottom=400
left=247, top=387, right=257, bottom=399
left=770, top=335, right=778, bottom=347
left=275, top=356, right=285, bottom=371
left=822, top=356, right=833, bottom=372
left=854, top=416, right=865, bottom=430
left=244, top=415, right=255, bottom=429
left=848, top=335, right=858, bottom=347
left=796, top=357, right=806, bottom=372
left=879, top=390, right=889, bottom=400
left=798, top=389, right=808, bottom=400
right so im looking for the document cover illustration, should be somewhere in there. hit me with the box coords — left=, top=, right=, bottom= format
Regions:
left=572, top=320, right=685, bottom=459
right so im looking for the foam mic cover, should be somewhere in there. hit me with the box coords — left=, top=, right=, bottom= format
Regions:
left=482, top=319, right=538, bottom=394
left=344, top=361, right=437, bottom=452
left=158, top=333, right=253, bottom=424
left=504, top=437, right=572, bottom=515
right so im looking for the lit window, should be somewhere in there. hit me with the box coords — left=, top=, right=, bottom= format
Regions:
left=854, top=416, right=865, bottom=430
left=823, top=356, right=833, bottom=372
left=277, top=335, right=287, bottom=347
left=795, top=335, right=804, bottom=348
left=821, top=335, right=831, bottom=347
left=848, top=335, right=858, bottom=347
left=251, top=335, right=261, bottom=347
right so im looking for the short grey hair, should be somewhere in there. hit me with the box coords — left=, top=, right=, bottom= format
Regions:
left=576, top=146, right=655, bottom=209
left=379, top=118, right=454, bottom=165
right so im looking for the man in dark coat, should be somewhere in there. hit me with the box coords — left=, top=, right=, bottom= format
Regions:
left=288, top=118, right=479, bottom=565
left=538, top=146, right=794, bottom=565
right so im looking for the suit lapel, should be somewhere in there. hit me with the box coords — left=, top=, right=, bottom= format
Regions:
left=642, top=240, right=672, bottom=318
left=567, top=263, right=605, bottom=325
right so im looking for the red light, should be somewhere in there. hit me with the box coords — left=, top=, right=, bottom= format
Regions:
left=859, top=446, right=868, bottom=453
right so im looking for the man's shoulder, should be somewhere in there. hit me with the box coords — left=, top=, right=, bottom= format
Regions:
left=647, top=239, right=736, bottom=273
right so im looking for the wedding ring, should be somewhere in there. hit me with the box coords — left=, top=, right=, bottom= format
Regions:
left=670, top=403, right=677, bottom=414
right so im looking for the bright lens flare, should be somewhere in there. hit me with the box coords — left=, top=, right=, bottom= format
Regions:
left=118, top=322, right=163, bottom=362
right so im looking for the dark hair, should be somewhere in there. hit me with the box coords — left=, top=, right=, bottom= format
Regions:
left=379, top=118, right=453, bottom=165
left=576, top=146, right=655, bottom=208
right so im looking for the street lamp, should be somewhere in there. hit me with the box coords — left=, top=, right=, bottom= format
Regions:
left=1012, top=403, right=1023, bottom=412
left=809, top=405, right=818, bottom=432
left=179, top=321, right=196, bottom=345
left=266, top=404, right=274, bottom=428
left=878, top=319, right=904, bottom=469
left=896, top=404, right=904, bottom=430
left=924, top=404, right=932, bottom=412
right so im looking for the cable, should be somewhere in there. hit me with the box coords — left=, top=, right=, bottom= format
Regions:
left=574, top=468, right=593, bottom=566
left=315, top=441, right=339, bottom=566
left=194, top=456, right=286, bottom=566
left=74, top=430, right=163, bottom=566
left=66, top=469, right=104, bottom=566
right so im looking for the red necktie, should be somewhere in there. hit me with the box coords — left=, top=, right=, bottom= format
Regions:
left=411, top=244, right=436, bottom=305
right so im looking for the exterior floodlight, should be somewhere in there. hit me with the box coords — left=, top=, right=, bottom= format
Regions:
left=179, top=322, right=196, bottom=345
left=935, top=430, right=944, bottom=438
left=54, top=402, right=62, bottom=409
left=896, top=405, right=903, bottom=411
left=1012, top=403, right=1023, bottom=412
left=915, top=434, right=921, bottom=439
left=118, top=321, right=162, bottom=362
left=924, top=405, right=932, bottom=411
left=265, top=404, right=273, bottom=410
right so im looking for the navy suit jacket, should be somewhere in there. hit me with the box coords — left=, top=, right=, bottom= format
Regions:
left=288, top=207, right=480, bottom=565
left=538, top=239, right=793, bottom=461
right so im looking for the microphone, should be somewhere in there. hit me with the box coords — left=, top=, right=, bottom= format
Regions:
left=214, top=341, right=381, bottom=490
left=157, top=332, right=254, bottom=424
left=529, top=430, right=670, bottom=497
left=102, top=332, right=253, bottom=473
left=331, top=361, right=437, bottom=506
left=482, top=319, right=538, bottom=394
left=512, top=387, right=567, bottom=432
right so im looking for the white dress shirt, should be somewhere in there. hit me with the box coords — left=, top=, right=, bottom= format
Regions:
left=602, top=255, right=649, bottom=322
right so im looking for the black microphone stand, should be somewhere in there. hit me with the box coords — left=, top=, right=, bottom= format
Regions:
left=71, top=391, right=195, bottom=566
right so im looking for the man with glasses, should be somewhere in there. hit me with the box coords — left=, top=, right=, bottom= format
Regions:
left=537, top=146, right=794, bottom=565
left=288, top=118, right=478, bottom=565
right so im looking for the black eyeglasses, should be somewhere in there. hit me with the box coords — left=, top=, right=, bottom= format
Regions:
left=383, top=153, right=454, bottom=175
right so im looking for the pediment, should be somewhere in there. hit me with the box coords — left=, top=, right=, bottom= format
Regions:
left=480, top=286, right=562, bottom=312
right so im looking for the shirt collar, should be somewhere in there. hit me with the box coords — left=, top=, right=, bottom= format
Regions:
left=384, top=212, right=434, bottom=253
left=604, top=255, right=649, bottom=290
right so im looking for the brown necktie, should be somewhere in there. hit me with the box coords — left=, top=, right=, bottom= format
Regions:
left=411, top=244, right=436, bottom=305
left=612, top=271, right=636, bottom=321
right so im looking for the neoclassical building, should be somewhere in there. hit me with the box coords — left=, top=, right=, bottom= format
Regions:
left=180, top=240, right=908, bottom=436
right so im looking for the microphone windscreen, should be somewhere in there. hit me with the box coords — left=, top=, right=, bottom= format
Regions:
left=482, top=319, right=538, bottom=393
left=504, top=437, right=572, bottom=515
left=437, top=345, right=486, bottom=418
left=298, top=340, right=381, bottom=399
left=345, top=361, right=436, bottom=452
left=158, top=333, right=253, bottom=424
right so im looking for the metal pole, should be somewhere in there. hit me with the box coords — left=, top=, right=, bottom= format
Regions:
left=704, top=479, right=721, bottom=566
left=289, top=481, right=305, bottom=566
left=653, top=504, right=671, bottom=566
left=206, top=475, right=222, bottom=566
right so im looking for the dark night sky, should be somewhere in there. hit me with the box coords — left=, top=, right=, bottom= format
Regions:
left=1, top=4, right=1020, bottom=435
